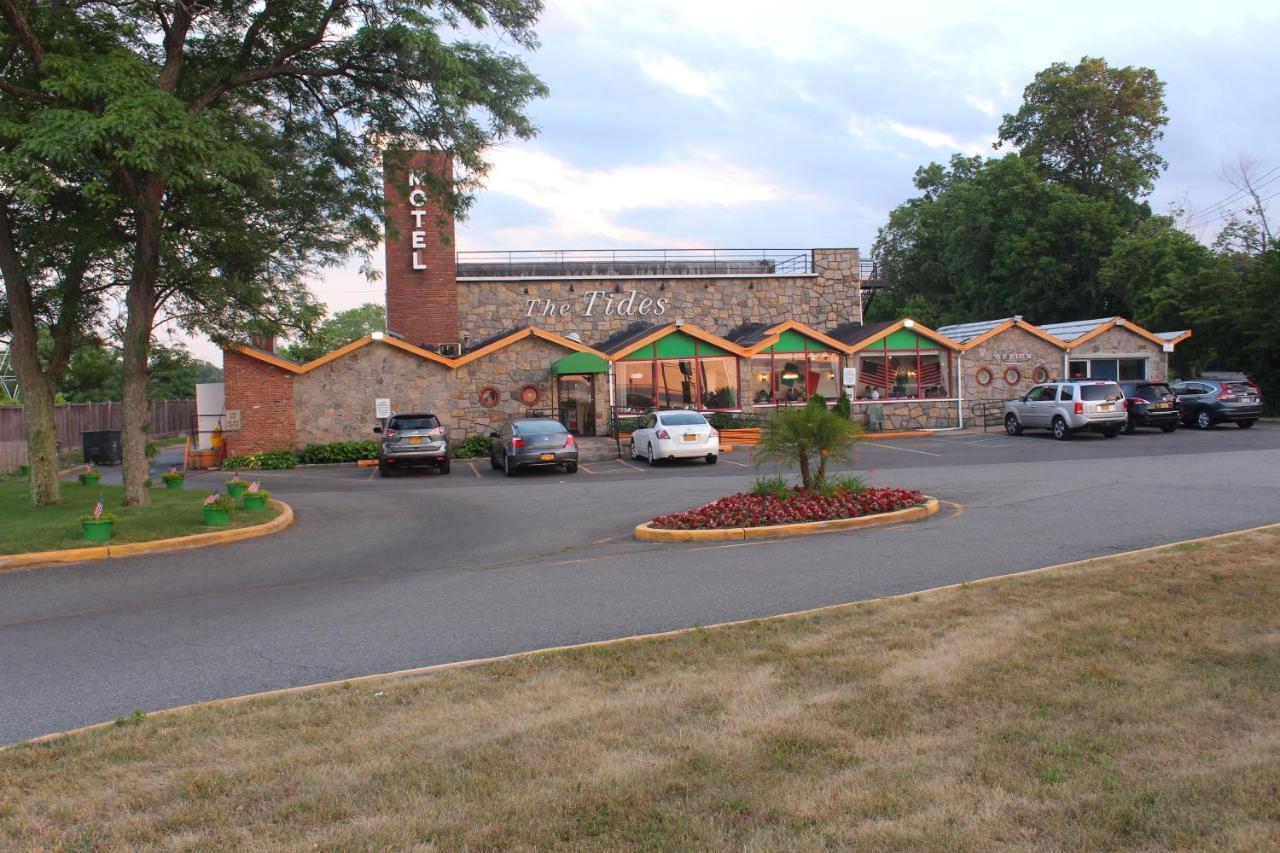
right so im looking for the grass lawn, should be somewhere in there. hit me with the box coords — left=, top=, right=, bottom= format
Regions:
left=3, top=527, right=1279, bottom=848
left=0, top=476, right=281, bottom=554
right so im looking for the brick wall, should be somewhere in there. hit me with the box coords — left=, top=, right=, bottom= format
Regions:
left=223, top=350, right=296, bottom=454
left=383, top=151, right=458, bottom=349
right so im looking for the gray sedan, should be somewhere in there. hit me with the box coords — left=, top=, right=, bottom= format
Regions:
left=489, top=418, right=579, bottom=476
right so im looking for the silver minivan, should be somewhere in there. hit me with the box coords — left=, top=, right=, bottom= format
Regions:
left=1004, top=380, right=1127, bottom=440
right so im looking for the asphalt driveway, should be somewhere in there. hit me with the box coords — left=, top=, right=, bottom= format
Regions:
left=2, top=423, right=1279, bottom=744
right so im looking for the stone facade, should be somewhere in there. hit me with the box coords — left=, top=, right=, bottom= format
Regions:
left=291, top=336, right=588, bottom=445
left=850, top=399, right=958, bottom=431
left=1066, top=325, right=1168, bottom=381
left=457, top=248, right=862, bottom=343
left=962, top=325, right=1065, bottom=405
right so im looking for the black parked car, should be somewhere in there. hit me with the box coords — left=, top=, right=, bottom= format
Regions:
left=1118, top=381, right=1179, bottom=434
left=1169, top=379, right=1263, bottom=430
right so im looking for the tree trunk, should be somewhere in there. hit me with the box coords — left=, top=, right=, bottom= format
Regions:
left=797, top=449, right=811, bottom=492
left=120, top=181, right=163, bottom=507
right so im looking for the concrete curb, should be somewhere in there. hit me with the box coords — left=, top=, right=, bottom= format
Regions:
left=15, top=517, right=1278, bottom=752
left=861, top=430, right=933, bottom=440
left=0, top=499, right=294, bottom=572
left=633, top=497, right=940, bottom=542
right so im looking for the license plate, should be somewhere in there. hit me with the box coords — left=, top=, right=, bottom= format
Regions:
left=1098, top=405, right=1111, bottom=412
left=1155, top=403, right=1170, bottom=409
left=1247, top=396, right=1258, bottom=403
left=409, top=436, right=422, bottom=445
left=683, top=434, right=698, bottom=442
left=540, top=453, right=555, bottom=461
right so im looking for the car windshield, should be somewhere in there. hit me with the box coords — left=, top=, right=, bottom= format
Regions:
left=659, top=412, right=708, bottom=426
left=1134, top=384, right=1173, bottom=400
left=1080, top=384, right=1122, bottom=401
left=387, top=415, right=438, bottom=431
left=513, top=420, right=566, bottom=435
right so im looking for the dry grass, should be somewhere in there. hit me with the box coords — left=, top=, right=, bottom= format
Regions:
left=4, top=528, right=1280, bottom=850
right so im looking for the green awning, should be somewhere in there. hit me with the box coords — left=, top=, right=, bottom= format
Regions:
left=552, top=351, right=609, bottom=375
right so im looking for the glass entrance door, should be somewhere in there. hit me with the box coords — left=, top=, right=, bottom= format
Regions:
left=557, top=374, right=596, bottom=436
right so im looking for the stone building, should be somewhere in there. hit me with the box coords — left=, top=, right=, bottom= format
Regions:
left=217, top=150, right=1192, bottom=453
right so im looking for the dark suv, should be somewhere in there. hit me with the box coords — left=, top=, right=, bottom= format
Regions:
left=1170, top=379, right=1263, bottom=430
left=1118, top=380, right=1179, bottom=434
left=373, top=412, right=450, bottom=476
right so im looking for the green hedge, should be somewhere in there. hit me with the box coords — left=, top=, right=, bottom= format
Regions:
left=221, top=449, right=300, bottom=470
left=298, top=440, right=379, bottom=464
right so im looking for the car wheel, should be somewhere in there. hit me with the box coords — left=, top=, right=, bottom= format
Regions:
left=1102, top=426, right=1119, bottom=438
left=1052, top=416, right=1069, bottom=441
left=1238, top=419, right=1256, bottom=429
left=504, top=453, right=515, bottom=477
left=378, top=459, right=390, bottom=478
left=647, top=443, right=657, bottom=465
left=439, top=457, right=451, bottom=475
left=1195, top=408, right=1214, bottom=430
left=564, top=461, right=578, bottom=473
left=490, top=451, right=501, bottom=470
left=1160, top=423, right=1177, bottom=433
left=1005, top=414, right=1022, bottom=436
left=1121, top=419, right=1135, bottom=435
left=706, top=454, right=717, bottom=465
left=629, top=440, right=639, bottom=460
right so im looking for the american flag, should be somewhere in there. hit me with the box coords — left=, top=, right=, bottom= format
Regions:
left=247, top=480, right=260, bottom=494
left=93, top=495, right=104, bottom=520
left=204, top=492, right=220, bottom=507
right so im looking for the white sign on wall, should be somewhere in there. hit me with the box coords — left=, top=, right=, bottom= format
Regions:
left=375, top=398, right=392, bottom=419
left=224, top=409, right=242, bottom=431
left=842, top=367, right=857, bottom=387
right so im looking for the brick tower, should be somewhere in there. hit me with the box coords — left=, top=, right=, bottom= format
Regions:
left=383, top=150, right=458, bottom=350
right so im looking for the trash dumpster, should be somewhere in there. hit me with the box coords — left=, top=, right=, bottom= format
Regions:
left=81, top=430, right=123, bottom=465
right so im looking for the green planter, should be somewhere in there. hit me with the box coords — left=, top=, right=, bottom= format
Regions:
left=82, top=519, right=113, bottom=542
left=242, top=494, right=268, bottom=511
left=164, top=478, right=185, bottom=490
left=79, top=473, right=100, bottom=487
left=226, top=482, right=249, bottom=498
left=18, top=465, right=29, bottom=477
left=203, top=507, right=231, bottom=526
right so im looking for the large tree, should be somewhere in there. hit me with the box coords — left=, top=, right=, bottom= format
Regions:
left=0, top=1, right=547, bottom=506
left=282, top=302, right=385, bottom=362
left=996, top=56, right=1168, bottom=199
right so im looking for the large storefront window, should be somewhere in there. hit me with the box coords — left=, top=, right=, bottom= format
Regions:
left=749, top=347, right=842, bottom=405
left=1069, top=358, right=1146, bottom=381
left=855, top=333, right=953, bottom=399
left=615, top=338, right=739, bottom=412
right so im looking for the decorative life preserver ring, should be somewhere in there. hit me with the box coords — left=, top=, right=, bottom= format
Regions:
left=1004, top=367, right=1022, bottom=386
left=975, top=366, right=994, bottom=387
left=478, top=386, right=500, bottom=409
left=1032, top=365, right=1051, bottom=384
left=518, top=384, right=540, bottom=407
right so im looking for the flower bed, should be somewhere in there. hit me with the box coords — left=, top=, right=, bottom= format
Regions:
left=650, top=487, right=926, bottom=531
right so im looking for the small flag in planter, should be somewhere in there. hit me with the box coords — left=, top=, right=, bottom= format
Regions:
left=247, top=480, right=260, bottom=494
left=204, top=492, right=220, bottom=507
left=93, top=495, right=104, bottom=520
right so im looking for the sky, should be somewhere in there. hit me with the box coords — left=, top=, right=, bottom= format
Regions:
left=186, top=0, right=1280, bottom=363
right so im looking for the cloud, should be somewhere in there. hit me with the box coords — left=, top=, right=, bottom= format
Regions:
left=847, top=113, right=993, bottom=156
left=636, top=53, right=726, bottom=106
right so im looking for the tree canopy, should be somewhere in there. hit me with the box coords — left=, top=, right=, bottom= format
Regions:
left=282, top=303, right=385, bottom=363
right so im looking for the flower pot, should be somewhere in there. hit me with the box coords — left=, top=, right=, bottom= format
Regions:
left=203, top=507, right=231, bottom=526
left=164, top=478, right=185, bottom=490
left=226, top=482, right=249, bottom=498
left=242, top=494, right=267, bottom=511
left=79, top=473, right=100, bottom=487
left=82, top=519, right=113, bottom=542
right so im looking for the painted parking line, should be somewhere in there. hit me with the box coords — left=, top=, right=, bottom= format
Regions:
left=577, top=463, right=596, bottom=474
left=466, top=460, right=481, bottom=479
left=616, top=459, right=649, bottom=472
left=863, top=441, right=943, bottom=457
left=719, top=457, right=750, bottom=467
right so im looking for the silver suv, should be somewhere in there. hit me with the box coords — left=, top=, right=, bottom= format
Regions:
left=1004, top=380, right=1127, bottom=440
left=373, top=411, right=450, bottom=476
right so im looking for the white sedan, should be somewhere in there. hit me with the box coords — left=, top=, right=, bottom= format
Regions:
left=629, top=410, right=719, bottom=465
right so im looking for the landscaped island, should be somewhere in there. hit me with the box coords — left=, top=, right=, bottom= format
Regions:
left=651, top=484, right=927, bottom=531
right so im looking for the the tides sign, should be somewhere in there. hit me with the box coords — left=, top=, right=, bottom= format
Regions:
left=525, top=290, right=671, bottom=319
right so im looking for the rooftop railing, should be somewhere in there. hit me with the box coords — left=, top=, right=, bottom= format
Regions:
left=456, top=248, right=814, bottom=278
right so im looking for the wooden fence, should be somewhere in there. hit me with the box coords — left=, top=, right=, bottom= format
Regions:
left=0, top=399, right=194, bottom=473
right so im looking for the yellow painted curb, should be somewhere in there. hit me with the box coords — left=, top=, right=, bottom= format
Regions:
left=356, top=459, right=378, bottom=468
left=0, top=500, right=294, bottom=572
left=11, top=518, right=1280, bottom=752
left=634, top=497, right=940, bottom=542
left=861, top=430, right=933, bottom=440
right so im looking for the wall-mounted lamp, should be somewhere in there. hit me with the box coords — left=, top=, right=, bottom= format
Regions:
left=371, top=331, right=385, bottom=341
left=903, top=318, right=915, bottom=329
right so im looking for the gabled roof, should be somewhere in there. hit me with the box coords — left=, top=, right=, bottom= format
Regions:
left=1038, top=316, right=1167, bottom=348
left=746, top=319, right=853, bottom=355
left=451, top=326, right=605, bottom=367
left=592, top=321, right=661, bottom=356
left=827, top=319, right=961, bottom=353
left=936, top=317, right=1068, bottom=350
left=598, top=322, right=752, bottom=359
left=1156, top=330, right=1192, bottom=346
left=723, top=321, right=774, bottom=348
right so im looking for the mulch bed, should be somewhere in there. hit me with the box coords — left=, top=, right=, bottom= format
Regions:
left=650, top=487, right=926, bottom=530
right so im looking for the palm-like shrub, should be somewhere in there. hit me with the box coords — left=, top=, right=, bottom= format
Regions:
left=757, top=396, right=862, bottom=492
